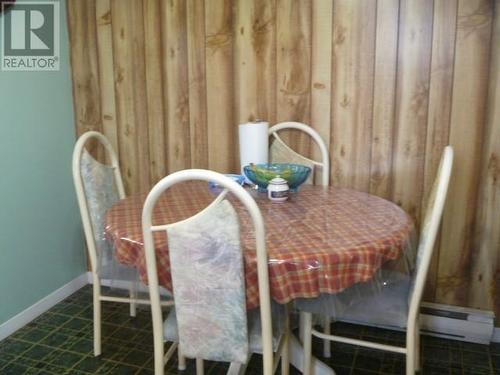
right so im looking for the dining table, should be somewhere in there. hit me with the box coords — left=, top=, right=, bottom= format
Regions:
left=105, top=181, right=414, bottom=374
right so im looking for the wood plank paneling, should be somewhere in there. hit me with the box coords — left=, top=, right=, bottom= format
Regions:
left=468, top=0, right=500, bottom=310
left=310, top=0, right=333, bottom=179
left=163, top=0, right=190, bottom=173
left=186, top=0, right=208, bottom=169
left=254, top=0, right=277, bottom=125
left=68, top=0, right=500, bottom=324
left=234, top=0, right=258, bottom=123
left=369, top=0, right=399, bottom=199
left=391, top=0, right=434, bottom=221
left=422, top=0, right=458, bottom=300
left=276, top=0, right=312, bottom=157
left=205, top=0, right=234, bottom=173
left=95, top=0, right=118, bottom=160
left=143, top=0, right=166, bottom=184
left=331, top=0, right=376, bottom=191
left=234, top=0, right=276, bottom=126
left=68, top=0, right=101, bottom=158
left=436, top=0, right=492, bottom=306
left=110, top=0, right=150, bottom=193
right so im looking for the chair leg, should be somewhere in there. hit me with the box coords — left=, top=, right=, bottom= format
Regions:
left=93, top=281, right=102, bottom=356
left=196, top=358, right=204, bottom=375
left=406, top=352, right=415, bottom=375
left=129, top=284, right=137, bottom=317
left=281, top=339, right=290, bottom=375
left=301, top=312, right=313, bottom=375
left=177, top=348, right=186, bottom=371
left=281, top=305, right=290, bottom=375
left=414, top=318, right=421, bottom=372
left=322, top=315, right=331, bottom=358
left=299, top=312, right=305, bottom=342
left=406, top=322, right=415, bottom=375
left=227, top=362, right=245, bottom=375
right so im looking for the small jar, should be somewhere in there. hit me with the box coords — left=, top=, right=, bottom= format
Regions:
left=267, top=176, right=289, bottom=202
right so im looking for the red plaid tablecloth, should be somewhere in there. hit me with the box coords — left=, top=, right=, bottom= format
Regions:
left=105, top=182, right=414, bottom=309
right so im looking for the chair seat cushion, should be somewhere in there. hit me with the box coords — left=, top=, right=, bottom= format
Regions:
left=99, top=262, right=138, bottom=281
left=164, top=302, right=287, bottom=354
left=296, top=270, right=411, bottom=329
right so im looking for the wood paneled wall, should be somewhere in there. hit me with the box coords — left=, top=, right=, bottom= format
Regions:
left=68, top=0, right=500, bottom=321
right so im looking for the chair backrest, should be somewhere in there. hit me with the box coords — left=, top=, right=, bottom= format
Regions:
left=407, top=146, right=453, bottom=323
left=72, top=131, right=125, bottom=274
left=268, top=121, right=330, bottom=186
left=142, top=170, right=274, bottom=373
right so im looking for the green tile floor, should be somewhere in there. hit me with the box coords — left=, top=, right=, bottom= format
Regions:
left=1, top=286, right=499, bottom=374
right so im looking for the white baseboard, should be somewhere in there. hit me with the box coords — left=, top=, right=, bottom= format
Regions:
left=0, top=273, right=89, bottom=341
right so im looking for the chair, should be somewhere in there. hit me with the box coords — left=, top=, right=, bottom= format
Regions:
left=268, top=122, right=329, bottom=187
left=299, top=146, right=454, bottom=375
left=142, top=169, right=290, bottom=375
left=72, top=131, right=174, bottom=357
left=269, top=122, right=333, bottom=355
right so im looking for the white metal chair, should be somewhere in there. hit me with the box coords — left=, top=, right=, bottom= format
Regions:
left=299, top=146, right=454, bottom=375
left=72, top=131, right=174, bottom=357
left=142, top=169, right=290, bottom=375
left=268, top=122, right=329, bottom=187
left=269, top=122, right=333, bottom=355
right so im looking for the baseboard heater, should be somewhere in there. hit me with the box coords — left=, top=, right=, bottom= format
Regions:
left=340, top=302, right=495, bottom=344
left=419, top=302, right=495, bottom=344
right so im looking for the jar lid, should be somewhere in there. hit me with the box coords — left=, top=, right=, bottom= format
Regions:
left=269, top=176, right=287, bottom=185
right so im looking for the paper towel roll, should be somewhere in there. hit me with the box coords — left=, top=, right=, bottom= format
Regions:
left=239, top=121, right=269, bottom=175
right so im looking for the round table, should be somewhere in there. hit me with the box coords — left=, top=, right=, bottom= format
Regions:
left=105, top=182, right=414, bottom=310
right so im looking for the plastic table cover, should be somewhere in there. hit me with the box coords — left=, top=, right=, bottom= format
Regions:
left=105, top=181, right=415, bottom=323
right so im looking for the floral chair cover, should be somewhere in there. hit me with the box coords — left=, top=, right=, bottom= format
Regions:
left=269, top=136, right=315, bottom=185
left=166, top=199, right=249, bottom=363
left=80, top=150, right=136, bottom=281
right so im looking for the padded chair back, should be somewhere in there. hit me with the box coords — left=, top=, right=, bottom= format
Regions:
left=72, top=131, right=125, bottom=274
left=269, top=122, right=330, bottom=186
left=407, top=146, right=453, bottom=324
left=142, top=170, right=274, bottom=374
left=168, top=199, right=248, bottom=363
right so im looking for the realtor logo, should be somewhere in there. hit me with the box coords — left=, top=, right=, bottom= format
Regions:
left=1, top=1, right=60, bottom=71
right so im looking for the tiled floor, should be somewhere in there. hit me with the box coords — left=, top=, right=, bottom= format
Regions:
left=0, top=286, right=498, bottom=374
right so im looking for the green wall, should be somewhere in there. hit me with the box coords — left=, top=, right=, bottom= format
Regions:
left=0, top=0, right=86, bottom=324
